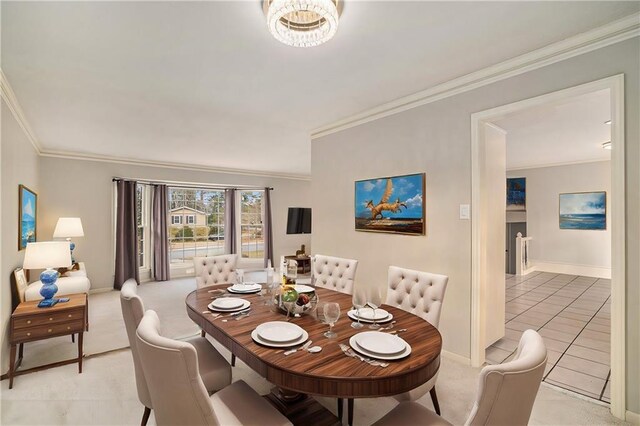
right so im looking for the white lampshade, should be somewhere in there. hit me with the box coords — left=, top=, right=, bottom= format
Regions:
left=53, top=217, right=84, bottom=238
left=23, top=241, right=72, bottom=269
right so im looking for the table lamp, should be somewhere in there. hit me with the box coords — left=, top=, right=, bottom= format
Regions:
left=53, top=217, right=84, bottom=263
left=23, top=241, right=72, bottom=302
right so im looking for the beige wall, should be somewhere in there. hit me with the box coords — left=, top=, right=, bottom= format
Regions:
left=1, top=100, right=40, bottom=374
left=37, top=157, right=311, bottom=290
left=312, top=38, right=639, bottom=411
left=508, top=161, right=611, bottom=272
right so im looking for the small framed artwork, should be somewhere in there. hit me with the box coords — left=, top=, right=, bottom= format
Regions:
left=559, top=191, right=606, bottom=230
left=354, top=173, right=425, bottom=235
left=507, top=177, right=526, bottom=211
left=19, top=184, right=37, bottom=250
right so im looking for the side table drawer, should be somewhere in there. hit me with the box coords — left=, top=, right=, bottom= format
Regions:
left=13, top=308, right=85, bottom=329
left=12, top=320, right=85, bottom=342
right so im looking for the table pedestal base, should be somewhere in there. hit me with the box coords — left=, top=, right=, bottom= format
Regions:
left=265, top=387, right=341, bottom=426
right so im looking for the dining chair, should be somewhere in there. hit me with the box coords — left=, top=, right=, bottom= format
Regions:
left=386, top=266, right=448, bottom=414
left=194, top=254, right=239, bottom=289
left=135, top=309, right=292, bottom=426
left=120, top=279, right=232, bottom=426
left=310, top=254, right=358, bottom=294
left=373, top=329, right=547, bottom=426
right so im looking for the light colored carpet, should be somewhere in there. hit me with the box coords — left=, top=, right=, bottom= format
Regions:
left=15, top=278, right=201, bottom=370
left=1, top=277, right=628, bottom=425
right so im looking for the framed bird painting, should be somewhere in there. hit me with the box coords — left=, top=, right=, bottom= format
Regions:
left=354, top=173, right=425, bottom=235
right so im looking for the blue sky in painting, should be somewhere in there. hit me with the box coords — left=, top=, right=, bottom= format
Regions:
left=559, top=192, right=605, bottom=215
left=355, top=174, right=423, bottom=218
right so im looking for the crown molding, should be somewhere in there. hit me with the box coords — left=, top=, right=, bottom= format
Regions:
left=0, top=69, right=42, bottom=154
left=39, top=149, right=311, bottom=181
left=311, top=12, right=640, bottom=139
left=506, top=158, right=610, bottom=172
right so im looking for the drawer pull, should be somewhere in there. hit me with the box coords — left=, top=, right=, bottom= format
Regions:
left=26, top=332, right=31, bottom=337
left=67, top=327, right=71, bottom=330
left=26, top=320, right=31, bottom=324
left=49, top=318, right=53, bottom=321
left=48, top=329, right=52, bottom=333
left=68, top=314, right=72, bottom=318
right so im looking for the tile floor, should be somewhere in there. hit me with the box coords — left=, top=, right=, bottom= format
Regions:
left=485, top=271, right=611, bottom=403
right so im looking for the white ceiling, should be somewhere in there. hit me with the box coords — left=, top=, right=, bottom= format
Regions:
left=2, top=2, right=637, bottom=176
left=495, top=89, right=611, bottom=170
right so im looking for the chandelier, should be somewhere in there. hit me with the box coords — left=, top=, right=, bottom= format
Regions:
left=264, top=0, right=340, bottom=48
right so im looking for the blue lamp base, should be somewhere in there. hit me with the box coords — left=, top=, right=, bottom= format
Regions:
left=39, top=268, right=59, bottom=301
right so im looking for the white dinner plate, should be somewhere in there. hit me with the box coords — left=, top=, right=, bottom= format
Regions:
left=255, top=321, right=304, bottom=343
left=354, top=331, right=406, bottom=355
left=251, top=329, right=309, bottom=348
left=347, top=310, right=393, bottom=324
left=211, top=297, right=244, bottom=310
left=294, top=285, right=315, bottom=293
left=356, top=307, right=389, bottom=320
left=349, top=335, right=412, bottom=360
left=208, top=299, right=251, bottom=312
left=227, top=285, right=261, bottom=294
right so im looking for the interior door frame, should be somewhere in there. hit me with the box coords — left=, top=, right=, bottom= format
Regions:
left=470, top=75, right=626, bottom=418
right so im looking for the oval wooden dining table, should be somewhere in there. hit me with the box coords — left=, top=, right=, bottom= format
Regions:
left=186, top=285, right=442, bottom=426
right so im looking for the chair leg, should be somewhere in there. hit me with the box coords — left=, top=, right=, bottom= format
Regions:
left=231, top=354, right=236, bottom=367
left=337, top=398, right=343, bottom=421
left=430, top=387, right=441, bottom=415
left=141, top=407, right=151, bottom=426
left=347, top=398, right=354, bottom=426
left=71, top=334, right=75, bottom=343
left=200, top=329, right=206, bottom=338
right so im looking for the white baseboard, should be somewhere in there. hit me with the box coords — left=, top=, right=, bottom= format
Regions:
left=532, top=260, right=611, bottom=279
left=89, top=287, right=112, bottom=294
left=441, top=350, right=471, bottom=366
left=627, top=410, right=640, bottom=425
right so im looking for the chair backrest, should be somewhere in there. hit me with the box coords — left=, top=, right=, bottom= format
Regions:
left=119, top=279, right=152, bottom=409
left=311, top=254, right=358, bottom=294
left=386, top=266, right=448, bottom=328
left=136, top=310, right=218, bottom=426
left=465, top=329, right=547, bottom=426
left=13, top=268, right=29, bottom=304
left=193, top=255, right=238, bottom=288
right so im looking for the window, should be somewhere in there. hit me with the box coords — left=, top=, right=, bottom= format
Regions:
left=238, top=190, right=264, bottom=260
left=136, top=184, right=147, bottom=268
left=169, top=188, right=225, bottom=264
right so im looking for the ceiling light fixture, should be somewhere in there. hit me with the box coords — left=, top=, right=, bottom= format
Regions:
left=264, top=0, right=340, bottom=47
left=602, top=141, right=612, bottom=150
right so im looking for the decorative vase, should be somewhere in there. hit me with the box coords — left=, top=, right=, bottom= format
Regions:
left=39, top=268, right=60, bottom=300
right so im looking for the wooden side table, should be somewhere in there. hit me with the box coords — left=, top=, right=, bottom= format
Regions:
left=284, top=255, right=311, bottom=274
left=8, top=293, right=87, bottom=389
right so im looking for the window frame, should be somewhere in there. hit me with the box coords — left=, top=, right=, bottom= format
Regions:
left=186, top=214, right=195, bottom=225
left=236, top=189, right=265, bottom=265
left=136, top=184, right=151, bottom=276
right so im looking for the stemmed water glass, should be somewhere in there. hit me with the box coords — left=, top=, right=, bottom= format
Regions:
left=351, top=289, right=366, bottom=329
left=323, top=302, right=341, bottom=338
left=235, top=269, right=244, bottom=285
left=367, top=286, right=383, bottom=330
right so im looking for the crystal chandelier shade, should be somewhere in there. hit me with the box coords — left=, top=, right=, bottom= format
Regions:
left=266, top=0, right=340, bottom=47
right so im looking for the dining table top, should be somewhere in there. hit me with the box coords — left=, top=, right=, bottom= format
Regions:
left=185, top=284, right=442, bottom=399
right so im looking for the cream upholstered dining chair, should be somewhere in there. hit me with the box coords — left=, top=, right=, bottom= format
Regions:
left=374, top=329, right=547, bottom=426
left=194, top=254, right=239, bottom=288
left=386, top=266, right=449, bottom=414
left=136, top=310, right=292, bottom=426
left=311, top=254, right=358, bottom=294
left=120, top=279, right=232, bottom=426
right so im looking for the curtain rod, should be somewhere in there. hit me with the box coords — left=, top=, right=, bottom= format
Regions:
left=112, top=177, right=273, bottom=191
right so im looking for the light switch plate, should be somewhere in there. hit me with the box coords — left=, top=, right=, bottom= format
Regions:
left=459, top=204, right=470, bottom=220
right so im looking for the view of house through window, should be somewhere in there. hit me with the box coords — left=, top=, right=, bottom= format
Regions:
left=239, top=190, right=264, bottom=259
left=169, top=188, right=225, bottom=264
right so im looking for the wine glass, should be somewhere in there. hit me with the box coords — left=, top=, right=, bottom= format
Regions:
left=235, top=269, right=244, bottom=285
left=351, top=288, right=366, bottom=329
left=323, top=302, right=341, bottom=338
left=367, top=286, right=383, bottom=330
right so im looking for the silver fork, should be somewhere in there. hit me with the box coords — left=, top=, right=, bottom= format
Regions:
left=338, top=344, right=389, bottom=367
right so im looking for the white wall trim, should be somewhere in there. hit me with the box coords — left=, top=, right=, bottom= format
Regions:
left=311, top=13, right=639, bottom=140
left=532, top=260, right=611, bottom=279
left=441, top=350, right=471, bottom=366
left=507, top=158, right=610, bottom=172
left=626, top=410, right=640, bottom=425
left=40, top=150, right=311, bottom=181
left=471, top=75, right=626, bottom=418
left=0, top=69, right=42, bottom=154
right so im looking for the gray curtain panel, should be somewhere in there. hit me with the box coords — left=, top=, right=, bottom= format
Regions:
left=114, top=180, right=139, bottom=289
left=224, top=188, right=237, bottom=254
left=263, top=188, right=274, bottom=268
left=152, top=184, right=170, bottom=281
